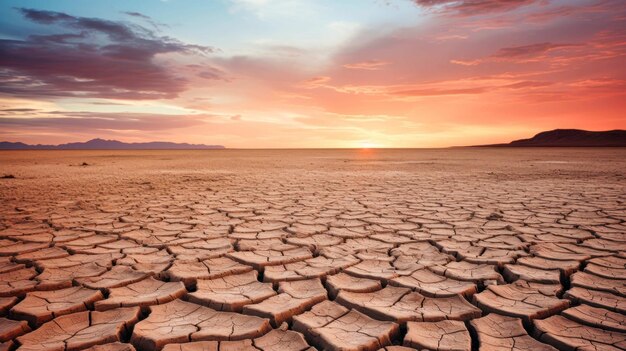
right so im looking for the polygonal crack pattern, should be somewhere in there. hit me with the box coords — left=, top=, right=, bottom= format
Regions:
left=0, top=150, right=624, bottom=351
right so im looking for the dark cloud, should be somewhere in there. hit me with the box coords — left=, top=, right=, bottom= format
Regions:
left=29, top=33, right=86, bottom=44
left=0, top=108, right=39, bottom=113
left=492, top=42, right=578, bottom=59
left=18, top=8, right=136, bottom=40
left=123, top=11, right=151, bottom=20
left=121, top=11, right=169, bottom=31
left=0, top=9, right=218, bottom=100
left=450, top=42, right=581, bottom=66
left=413, top=0, right=539, bottom=16
left=19, top=8, right=74, bottom=23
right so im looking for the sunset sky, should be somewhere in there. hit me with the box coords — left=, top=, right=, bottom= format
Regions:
left=1, top=0, right=624, bottom=148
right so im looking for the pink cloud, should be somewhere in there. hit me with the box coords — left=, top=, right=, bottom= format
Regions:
left=343, top=60, right=391, bottom=70
left=491, top=42, right=580, bottom=60
left=413, top=0, right=540, bottom=16
left=301, top=76, right=332, bottom=88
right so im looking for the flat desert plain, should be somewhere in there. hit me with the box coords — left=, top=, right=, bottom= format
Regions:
left=0, top=148, right=625, bottom=351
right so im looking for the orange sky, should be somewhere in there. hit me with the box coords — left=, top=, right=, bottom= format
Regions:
left=0, top=0, right=625, bottom=148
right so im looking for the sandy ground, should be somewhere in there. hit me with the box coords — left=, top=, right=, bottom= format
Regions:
left=0, top=148, right=624, bottom=351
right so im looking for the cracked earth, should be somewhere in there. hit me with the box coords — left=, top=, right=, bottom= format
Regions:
left=0, top=148, right=624, bottom=351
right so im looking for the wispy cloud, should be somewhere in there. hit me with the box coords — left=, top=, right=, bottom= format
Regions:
left=343, top=60, right=390, bottom=70
left=0, top=112, right=209, bottom=131
left=412, top=0, right=540, bottom=16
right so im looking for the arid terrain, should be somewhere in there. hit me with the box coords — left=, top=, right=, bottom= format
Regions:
left=0, top=148, right=624, bottom=351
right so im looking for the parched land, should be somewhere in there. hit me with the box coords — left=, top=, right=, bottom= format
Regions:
left=0, top=148, right=624, bottom=351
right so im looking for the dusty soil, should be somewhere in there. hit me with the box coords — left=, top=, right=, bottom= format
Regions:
left=0, top=148, right=624, bottom=351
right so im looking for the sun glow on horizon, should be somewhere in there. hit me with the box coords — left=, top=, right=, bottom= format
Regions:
left=0, top=0, right=623, bottom=147
left=358, top=141, right=382, bottom=149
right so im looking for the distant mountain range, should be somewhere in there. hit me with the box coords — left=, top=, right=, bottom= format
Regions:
left=0, top=138, right=225, bottom=150
left=2, top=130, right=623, bottom=149
left=482, top=129, right=626, bottom=147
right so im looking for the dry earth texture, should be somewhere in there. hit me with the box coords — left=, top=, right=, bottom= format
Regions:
left=0, top=148, right=624, bottom=351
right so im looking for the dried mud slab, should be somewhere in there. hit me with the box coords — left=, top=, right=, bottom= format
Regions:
left=430, top=261, right=504, bottom=286
left=325, top=273, right=382, bottom=299
left=582, top=238, right=626, bottom=252
left=320, top=238, right=393, bottom=259
left=0, top=257, right=23, bottom=274
left=76, top=266, right=149, bottom=290
left=502, top=264, right=561, bottom=284
left=161, top=327, right=314, bottom=351
left=293, top=300, right=399, bottom=351
left=251, top=327, right=315, bottom=351
left=263, top=255, right=358, bottom=282
left=116, top=250, right=172, bottom=275
left=166, top=257, right=253, bottom=286
left=470, top=313, right=557, bottom=351
left=390, top=268, right=477, bottom=297
left=16, top=307, right=140, bottom=351
left=403, top=320, right=470, bottom=351
left=187, top=271, right=276, bottom=312
left=390, top=242, right=452, bottom=267
left=14, top=247, right=69, bottom=265
left=286, top=234, right=343, bottom=252
left=0, top=268, right=39, bottom=297
left=561, top=304, right=626, bottom=333
left=0, top=297, right=18, bottom=316
left=94, top=277, right=186, bottom=311
left=587, top=255, right=626, bottom=270
left=168, top=240, right=233, bottom=261
left=344, top=260, right=402, bottom=282
left=130, top=299, right=272, bottom=351
left=286, top=223, right=328, bottom=236
left=570, top=271, right=626, bottom=297
left=516, top=256, right=579, bottom=277
left=473, top=282, right=569, bottom=323
left=1, top=339, right=13, bottom=349
left=236, top=238, right=297, bottom=252
left=82, top=343, right=136, bottom=351
left=35, top=253, right=122, bottom=270
left=534, top=315, right=626, bottom=351
left=564, top=287, right=626, bottom=313
left=10, top=286, right=103, bottom=326
left=0, top=242, right=50, bottom=257
left=226, top=247, right=313, bottom=270
left=585, top=262, right=626, bottom=280
left=242, top=278, right=327, bottom=326
left=458, top=247, right=527, bottom=266
left=161, top=341, right=220, bottom=351
left=336, top=286, right=481, bottom=324
left=530, top=243, right=612, bottom=262
left=61, top=234, right=119, bottom=249
left=35, top=262, right=108, bottom=290
left=0, top=317, right=30, bottom=342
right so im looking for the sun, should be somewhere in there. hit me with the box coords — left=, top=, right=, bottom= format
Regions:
left=358, top=141, right=380, bottom=149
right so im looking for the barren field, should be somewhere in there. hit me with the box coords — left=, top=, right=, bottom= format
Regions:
left=0, top=148, right=624, bottom=351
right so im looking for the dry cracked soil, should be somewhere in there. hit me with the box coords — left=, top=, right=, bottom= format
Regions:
left=0, top=148, right=624, bottom=351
